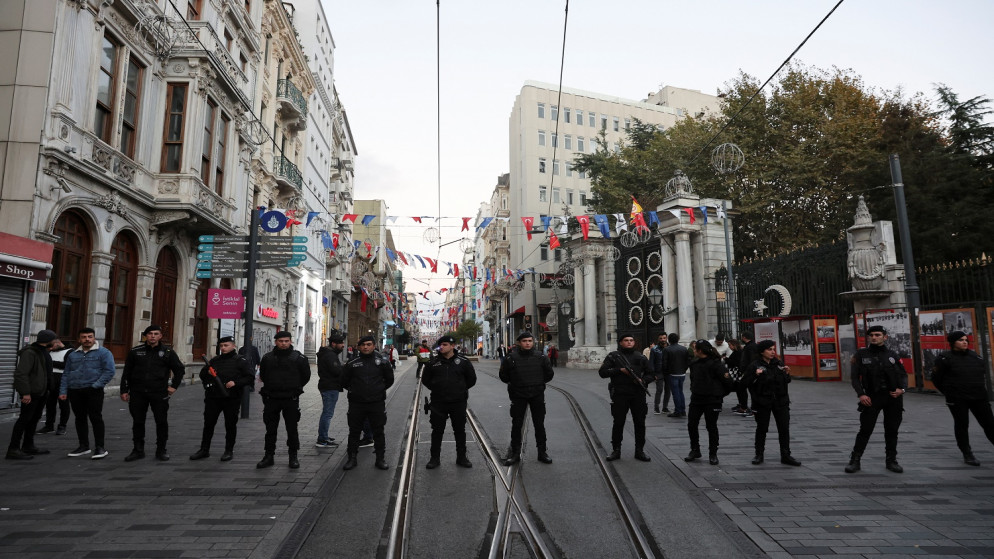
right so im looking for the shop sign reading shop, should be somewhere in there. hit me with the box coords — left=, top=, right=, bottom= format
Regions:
left=206, top=288, right=244, bottom=319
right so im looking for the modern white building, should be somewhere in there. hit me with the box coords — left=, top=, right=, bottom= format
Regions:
left=503, top=81, right=718, bottom=345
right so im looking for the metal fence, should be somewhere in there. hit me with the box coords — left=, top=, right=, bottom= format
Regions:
left=919, top=254, right=994, bottom=309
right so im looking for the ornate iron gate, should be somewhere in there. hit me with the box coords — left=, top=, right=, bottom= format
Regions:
left=615, top=238, right=665, bottom=348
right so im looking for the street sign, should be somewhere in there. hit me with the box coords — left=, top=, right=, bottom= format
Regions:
left=199, top=235, right=306, bottom=244
left=198, top=243, right=307, bottom=253
left=198, top=235, right=250, bottom=243
left=196, top=270, right=249, bottom=279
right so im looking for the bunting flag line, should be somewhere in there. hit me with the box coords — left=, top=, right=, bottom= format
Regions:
left=461, top=217, right=471, bottom=231
left=630, top=195, right=643, bottom=218
left=698, top=206, right=709, bottom=224
left=715, top=204, right=726, bottom=219
left=522, top=216, right=535, bottom=240
left=576, top=215, right=590, bottom=240
left=669, top=209, right=682, bottom=222
left=306, top=212, right=321, bottom=227
left=614, top=213, right=628, bottom=234
left=593, top=214, right=611, bottom=238
left=477, top=217, right=494, bottom=231
left=684, top=207, right=696, bottom=225
left=361, top=215, right=376, bottom=226
left=549, top=230, right=561, bottom=250
left=342, top=214, right=358, bottom=223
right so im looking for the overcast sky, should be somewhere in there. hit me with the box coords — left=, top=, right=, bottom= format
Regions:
left=322, top=0, right=993, bottom=305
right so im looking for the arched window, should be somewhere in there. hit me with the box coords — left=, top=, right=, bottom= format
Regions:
left=105, top=232, right=138, bottom=360
left=47, top=211, right=92, bottom=341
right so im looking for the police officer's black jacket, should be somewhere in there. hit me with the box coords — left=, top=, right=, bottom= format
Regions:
left=741, top=357, right=791, bottom=408
left=341, top=351, right=394, bottom=402
left=199, top=350, right=254, bottom=399
left=259, top=346, right=310, bottom=399
left=740, top=341, right=758, bottom=374
left=689, top=356, right=730, bottom=405
left=932, top=349, right=987, bottom=402
left=851, top=343, right=907, bottom=397
left=599, top=347, right=654, bottom=397
left=122, top=342, right=186, bottom=394
left=317, top=347, right=345, bottom=391
left=422, top=352, right=477, bottom=402
left=499, top=347, right=554, bottom=398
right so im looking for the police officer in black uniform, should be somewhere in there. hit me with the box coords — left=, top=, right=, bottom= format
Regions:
left=256, top=331, right=311, bottom=469
left=190, top=336, right=255, bottom=462
left=599, top=334, right=654, bottom=462
left=341, top=335, right=394, bottom=471
left=845, top=325, right=908, bottom=473
left=499, top=331, right=555, bottom=466
left=932, top=330, right=994, bottom=466
left=122, top=325, right=186, bottom=462
left=422, top=335, right=477, bottom=469
left=741, top=340, right=801, bottom=466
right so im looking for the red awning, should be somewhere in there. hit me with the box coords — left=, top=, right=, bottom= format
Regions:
left=510, top=306, right=526, bottom=316
left=538, top=322, right=549, bottom=330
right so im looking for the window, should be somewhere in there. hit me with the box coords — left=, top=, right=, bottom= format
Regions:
left=613, top=142, right=620, bottom=153
left=214, top=114, right=229, bottom=195
left=551, top=133, right=557, bottom=148
left=552, top=187, right=560, bottom=203
left=565, top=163, right=573, bottom=178
left=161, top=83, right=188, bottom=173
left=537, top=102, right=545, bottom=119
left=601, top=114, right=608, bottom=129
left=95, top=35, right=120, bottom=144
left=577, top=136, right=585, bottom=152
left=579, top=169, right=586, bottom=179
left=551, top=105, right=558, bottom=121
left=580, top=191, right=587, bottom=205
left=613, top=116, right=620, bottom=132
left=244, top=0, right=251, bottom=13
left=576, top=110, right=584, bottom=126
left=224, top=29, right=233, bottom=52
left=538, top=158, right=546, bottom=173
left=538, top=130, right=545, bottom=146
left=264, top=35, right=271, bottom=64
left=564, top=107, right=571, bottom=123
left=624, top=118, right=631, bottom=131
left=240, top=52, right=248, bottom=72
left=187, top=0, right=203, bottom=20
left=120, top=57, right=143, bottom=159
left=552, top=159, right=560, bottom=175
left=564, top=134, right=572, bottom=150
left=554, top=248, right=562, bottom=261
left=541, top=246, right=548, bottom=261
left=539, top=186, right=547, bottom=201
left=202, top=100, right=216, bottom=184
left=566, top=189, right=574, bottom=203
left=588, top=112, right=595, bottom=127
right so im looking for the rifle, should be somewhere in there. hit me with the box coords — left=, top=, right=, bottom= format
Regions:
left=201, top=354, right=230, bottom=398
left=423, top=396, right=432, bottom=416
left=612, top=352, right=651, bottom=397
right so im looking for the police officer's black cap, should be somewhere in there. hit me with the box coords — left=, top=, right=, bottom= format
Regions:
left=437, top=335, right=456, bottom=346
left=328, top=332, right=345, bottom=344
left=358, top=335, right=376, bottom=345
left=866, top=325, right=886, bottom=335
left=947, top=330, right=967, bottom=345
left=274, top=330, right=292, bottom=340
left=516, top=331, right=534, bottom=341
left=218, top=336, right=235, bottom=344
left=143, top=324, right=163, bottom=335
left=757, top=340, right=776, bottom=352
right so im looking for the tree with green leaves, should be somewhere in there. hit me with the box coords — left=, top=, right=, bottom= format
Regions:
left=454, top=321, right=482, bottom=351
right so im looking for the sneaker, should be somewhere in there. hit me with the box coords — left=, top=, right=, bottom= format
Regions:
left=358, top=438, right=374, bottom=448
left=68, top=446, right=92, bottom=457
left=56, top=425, right=67, bottom=436
left=653, top=409, right=662, bottom=415
left=744, top=409, right=755, bottom=417
left=91, top=447, right=109, bottom=460
left=36, top=425, right=55, bottom=435
left=661, top=408, right=670, bottom=413
left=315, top=440, right=330, bottom=448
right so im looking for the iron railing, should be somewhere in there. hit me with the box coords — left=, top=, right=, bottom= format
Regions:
left=919, top=255, right=994, bottom=309
left=273, top=155, right=302, bottom=191
left=276, top=79, right=308, bottom=120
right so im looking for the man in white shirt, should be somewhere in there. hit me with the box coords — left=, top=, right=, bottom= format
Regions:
left=710, top=333, right=734, bottom=361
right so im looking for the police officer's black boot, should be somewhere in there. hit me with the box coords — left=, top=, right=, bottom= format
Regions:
left=288, top=451, right=300, bottom=469
left=752, top=452, right=764, bottom=465
left=844, top=451, right=861, bottom=473
left=536, top=445, right=552, bottom=464
left=343, top=452, right=358, bottom=470
left=504, top=447, right=521, bottom=466
left=684, top=448, right=701, bottom=462
left=155, top=446, right=170, bottom=461
left=124, top=445, right=145, bottom=462
left=425, top=454, right=441, bottom=469
left=634, top=447, right=651, bottom=462
left=455, top=447, right=472, bottom=468
left=964, top=451, right=980, bottom=466
left=189, top=447, right=210, bottom=460
left=780, top=451, right=801, bottom=467
left=256, top=453, right=275, bottom=469
left=220, top=448, right=234, bottom=462
left=606, top=447, right=622, bottom=461
left=885, top=453, right=903, bottom=473
left=708, top=452, right=719, bottom=465
left=374, top=453, right=389, bottom=470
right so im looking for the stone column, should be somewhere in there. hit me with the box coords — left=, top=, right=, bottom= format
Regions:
left=573, top=260, right=585, bottom=345
left=674, top=231, right=695, bottom=343
left=661, top=234, right=678, bottom=335
left=691, top=233, right=708, bottom=338
left=601, top=255, right=617, bottom=345
left=90, top=251, right=114, bottom=341
left=583, top=259, right=597, bottom=347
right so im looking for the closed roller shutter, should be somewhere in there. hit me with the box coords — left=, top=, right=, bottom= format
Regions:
left=0, top=277, right=26, bottom=408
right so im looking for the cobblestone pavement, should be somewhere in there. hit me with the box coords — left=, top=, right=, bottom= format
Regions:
left=2, top=359, right=993, bottom=558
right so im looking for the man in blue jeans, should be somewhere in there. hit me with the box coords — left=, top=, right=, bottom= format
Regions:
left=315, top=332, right=346, bottom=447
left=661, top=333, right=690, bottom=418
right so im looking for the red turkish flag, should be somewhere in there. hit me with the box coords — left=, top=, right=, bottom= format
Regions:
left=342, top=214, right=358, bottom=223
left=332, top=233, right=339, bottom=249
left=462, top=217, right=471, bottom=231
left=453, top=263, right=460, bottom=277
left=549, top=230, right=560, bottom=250
left=412, top=216, right=422, bottom=223
left=522, top=217, right=535, bottom=240
left=576, top=215, right=590, bottom=240
left=632, top=212, right=648, bottom=231
left=684, top=207, right=696, bottom=225
left=425, top=257, right=438, bottom=273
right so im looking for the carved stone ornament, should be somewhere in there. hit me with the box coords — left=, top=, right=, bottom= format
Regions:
left=157, top=180, right=179, bottom=195
left=664, top=169, right=694, bottom=198
left=92, top=144, right=113, bottom=170
left=846, top=195, right=887, bottom=291
left=95, top=191, right=130, bottom=218
left=151, top=211, right=191, bottom=227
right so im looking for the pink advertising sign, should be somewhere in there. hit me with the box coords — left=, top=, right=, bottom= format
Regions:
left=207, top=288, right=244, bottom=319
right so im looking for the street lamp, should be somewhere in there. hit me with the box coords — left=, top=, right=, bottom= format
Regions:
left=647, top=276, right=663, bottom=325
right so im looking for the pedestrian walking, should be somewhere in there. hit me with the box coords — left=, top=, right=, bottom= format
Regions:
left=421, top=335, right=477, bottom=469
left=650, top=333, right=670, bottom=414
left=60, top=328, right=115, bottom=459
left=844, top=325, right=908, bottom=474
left=599, top=334, right=654, bottom=462
left=189, top=336, right=255, bottom=462
left=931, top=330, right=994, bottom=466
left=121, top=325, right=186, bottom=462
left=499, top=331, right=555, bottom=466
left=549, top=345, right=559, bottom=367
left=415, top=339, right=431, bottom=379
left=684, top=340, right=733, bottom=465
left=496, top=344, right=507, bottom=365
left=341, top=335, right=394, bottom=471
left=315, top=332, right=346, bottom=448
left=662, top=333, right=690, bottom=418
left=7, top=330, right=60, bottom=460
left=741, top=340, right=801, bottom=466
left=256, top=331, right=311, bottom=469
left=37, top=339, right=72, bottom=436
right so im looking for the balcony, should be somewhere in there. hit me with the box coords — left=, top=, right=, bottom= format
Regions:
left=277, top=79, right=308, bottom=130
left=274, top=155, right=302, bottom=194
left=495, top=208, right=510, bottom=218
